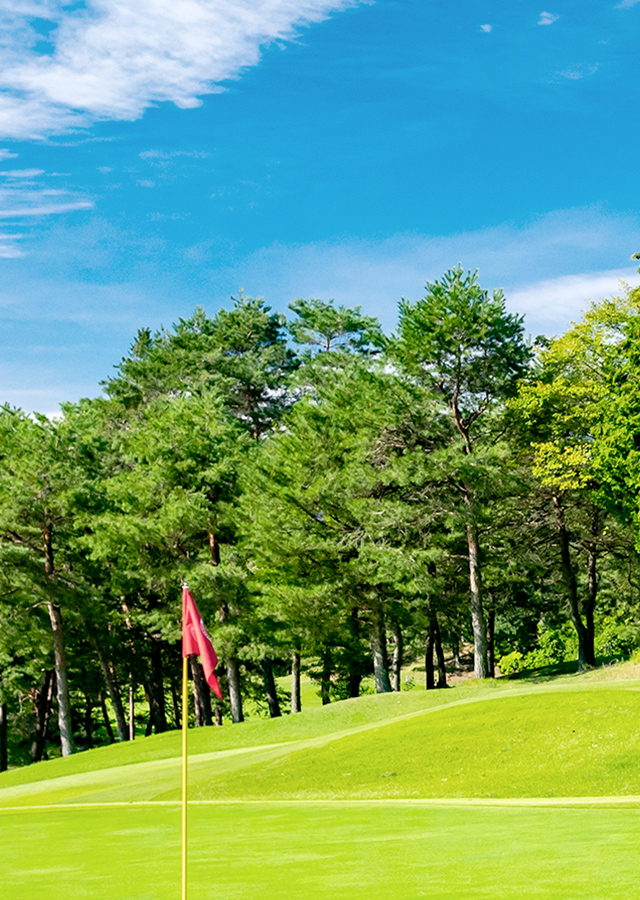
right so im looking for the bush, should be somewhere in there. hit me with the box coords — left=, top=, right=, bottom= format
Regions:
left=595, top=617, right=640, bottom=659
left=497, top=650, right=525, bottom=675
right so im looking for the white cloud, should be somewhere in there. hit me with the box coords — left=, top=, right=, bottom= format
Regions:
left=538, top=11, right=559, bottom=25
left=556, top=63, right=599, bottom=81
left=0, top=0, right=360, bottom=139
left=480, top=24, right=492, bottom=32
left=509, top=270, right=640, bottom=336
left=0, top=178, right=93, bottom=225
left=2, top=205, right=639, bottom=411
left=207, top=207, right=640, bottom=336
left=0, top=168, right=45, bottom=178
left=139, top=149, right=210, bottom=160
left=615, top=0, right=640, bottom=8
left=0, top=231, right=25, bottom=258
left=0, top=149, right=18, bottom=161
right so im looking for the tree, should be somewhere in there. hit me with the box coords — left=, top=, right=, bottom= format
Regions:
left=392, top=266, right=532, bottom=678
left=512, top=289, right=640, bottom=669
left=0, top=408, right=84, bottom=756
left=288, top=298, right=383, bottom=355
left=241, top=352, right=449, bottom=697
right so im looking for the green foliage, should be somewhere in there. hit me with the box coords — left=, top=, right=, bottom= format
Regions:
left=594, top=616, right=640, bottom=659
left=394, top=266, right=531, bottom=424
left=288, top=297, right=383, bottom=355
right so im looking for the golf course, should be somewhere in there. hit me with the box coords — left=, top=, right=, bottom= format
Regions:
left=3, top=666, right=640, bottom=899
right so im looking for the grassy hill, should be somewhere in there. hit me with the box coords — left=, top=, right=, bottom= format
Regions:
left=3, top=666, right=640, bottom=898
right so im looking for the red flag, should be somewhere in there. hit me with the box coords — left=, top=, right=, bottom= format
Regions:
left=182, top=586, right=223, bottom=700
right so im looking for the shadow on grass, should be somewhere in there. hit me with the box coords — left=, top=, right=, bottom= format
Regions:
left=501, top=654, right=626, bottom=683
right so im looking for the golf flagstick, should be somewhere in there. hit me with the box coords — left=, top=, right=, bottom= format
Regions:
left=181, top=583, right=223, bottom=899
left=182, top=651, right=188, bottom=900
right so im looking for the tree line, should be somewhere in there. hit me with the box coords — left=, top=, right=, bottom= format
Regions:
left=2, top=266, right=640, bottom=770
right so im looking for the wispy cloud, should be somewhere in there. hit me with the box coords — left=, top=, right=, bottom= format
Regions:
left=538, top=11, right=559, bottom=25
left=480, top=24, right=492, bottom=32
left=0, top=168, right=46, bottom=178
left=2, top=206, right=639, bottom=411
left=615, top=0, right=640, bottom=8
left=0, top=149, right=18, bottom=161
left=208, top=207, right=640, bottom=337
left=139, top=149, right=211, bottom=161
left=509, top=270, right=640, bottom=335
left=0, top=232, right=25, bottom=258
left=556, top=63, right=599, bottom=81
left=0, top=0, right=360, bottom=139
left=0, top=198, right=94, bottom=219
left=0, top=159, right=92, bottom=256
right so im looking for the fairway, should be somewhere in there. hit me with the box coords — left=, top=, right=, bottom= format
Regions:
left=4, top=675, right=640, bottom=897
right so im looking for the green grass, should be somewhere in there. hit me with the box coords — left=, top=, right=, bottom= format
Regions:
left=4, top=666, right=640, bottom=897
left=2, top=803, right=640, bottom=899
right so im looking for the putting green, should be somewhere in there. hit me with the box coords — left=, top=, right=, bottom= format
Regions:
left=2, top=801, right=640, bottom=899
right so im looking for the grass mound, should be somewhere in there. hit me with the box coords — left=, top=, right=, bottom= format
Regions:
left=3, top=674, right=640, bottom=806
left=192, top=687, right=640, bottom=800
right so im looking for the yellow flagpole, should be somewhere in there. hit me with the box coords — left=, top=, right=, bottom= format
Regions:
left=182, top=654, right=188, bottom=900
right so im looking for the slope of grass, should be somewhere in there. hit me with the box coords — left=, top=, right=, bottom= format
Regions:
left=3, top=674, right=640, bottom=806
left=189, top=687, right=640, bottom=801
left=0, top=673, right=510, bottom=790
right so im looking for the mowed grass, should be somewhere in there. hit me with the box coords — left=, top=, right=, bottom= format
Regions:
left=4, top=671, right=640, bottom=897
left=191, top=687, right=640, bottom=801
left=4, top=678, right=640, bottom=805
left=3, top=802, right=640, bottom=899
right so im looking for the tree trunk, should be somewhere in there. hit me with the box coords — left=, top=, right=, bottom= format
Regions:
left=144, top=683, right=154, bottom=736
left=321, top=645, right=332, bottom=705
left=347, top=607, right=362, bottom=698
left=425, top=624, right=435, bottom=690
left=190, top=655, right=213, bottom=727
left=584, top=508, right=600, bottom=665
left=84, top=694, right=94, bottom=749
left=391, top=621, right=403, bottom=692
left=149, top=641, right=167, bottom=733
left=46, top=602, right=75, bottom=756
left=170, top=677, right=181, bottom=729
left=463, top=490, right=490, bottom=679
left=96, top=650, right=128, bottom=742
left=31, top=669, right=55, bottom=762
left=0, top=701, right=7, bottom=772
left=433, top=614, right=447, bottom=688
left=128, top=682, right=135, bottom=741
left=208, top=531, right=221, bottom=566
left=347, top=669, right=362, bottom=698
left=226, top=657, right=244, bottom=723
left=219, top=601, right=243, bottom=723
left=552, top=493, right=592, bottom=670
left=41, top=520, right=75, bottom=756
left=261, top=657, right=282, bottom=718
left=487, top=606, right=495, bottom=677
left=98, top=692, right=115, bottom=744
left=214, top=705, right=223, bottom=726
left=370, top=602, right=392, bottom=693
left=291, top=650, right=301, bottom=714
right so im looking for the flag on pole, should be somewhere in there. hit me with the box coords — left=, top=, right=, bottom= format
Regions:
left=182, top=586, right=223, bottom=700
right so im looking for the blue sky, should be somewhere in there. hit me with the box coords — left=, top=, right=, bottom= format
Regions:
left=1, top=0, right=639, bottom=412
